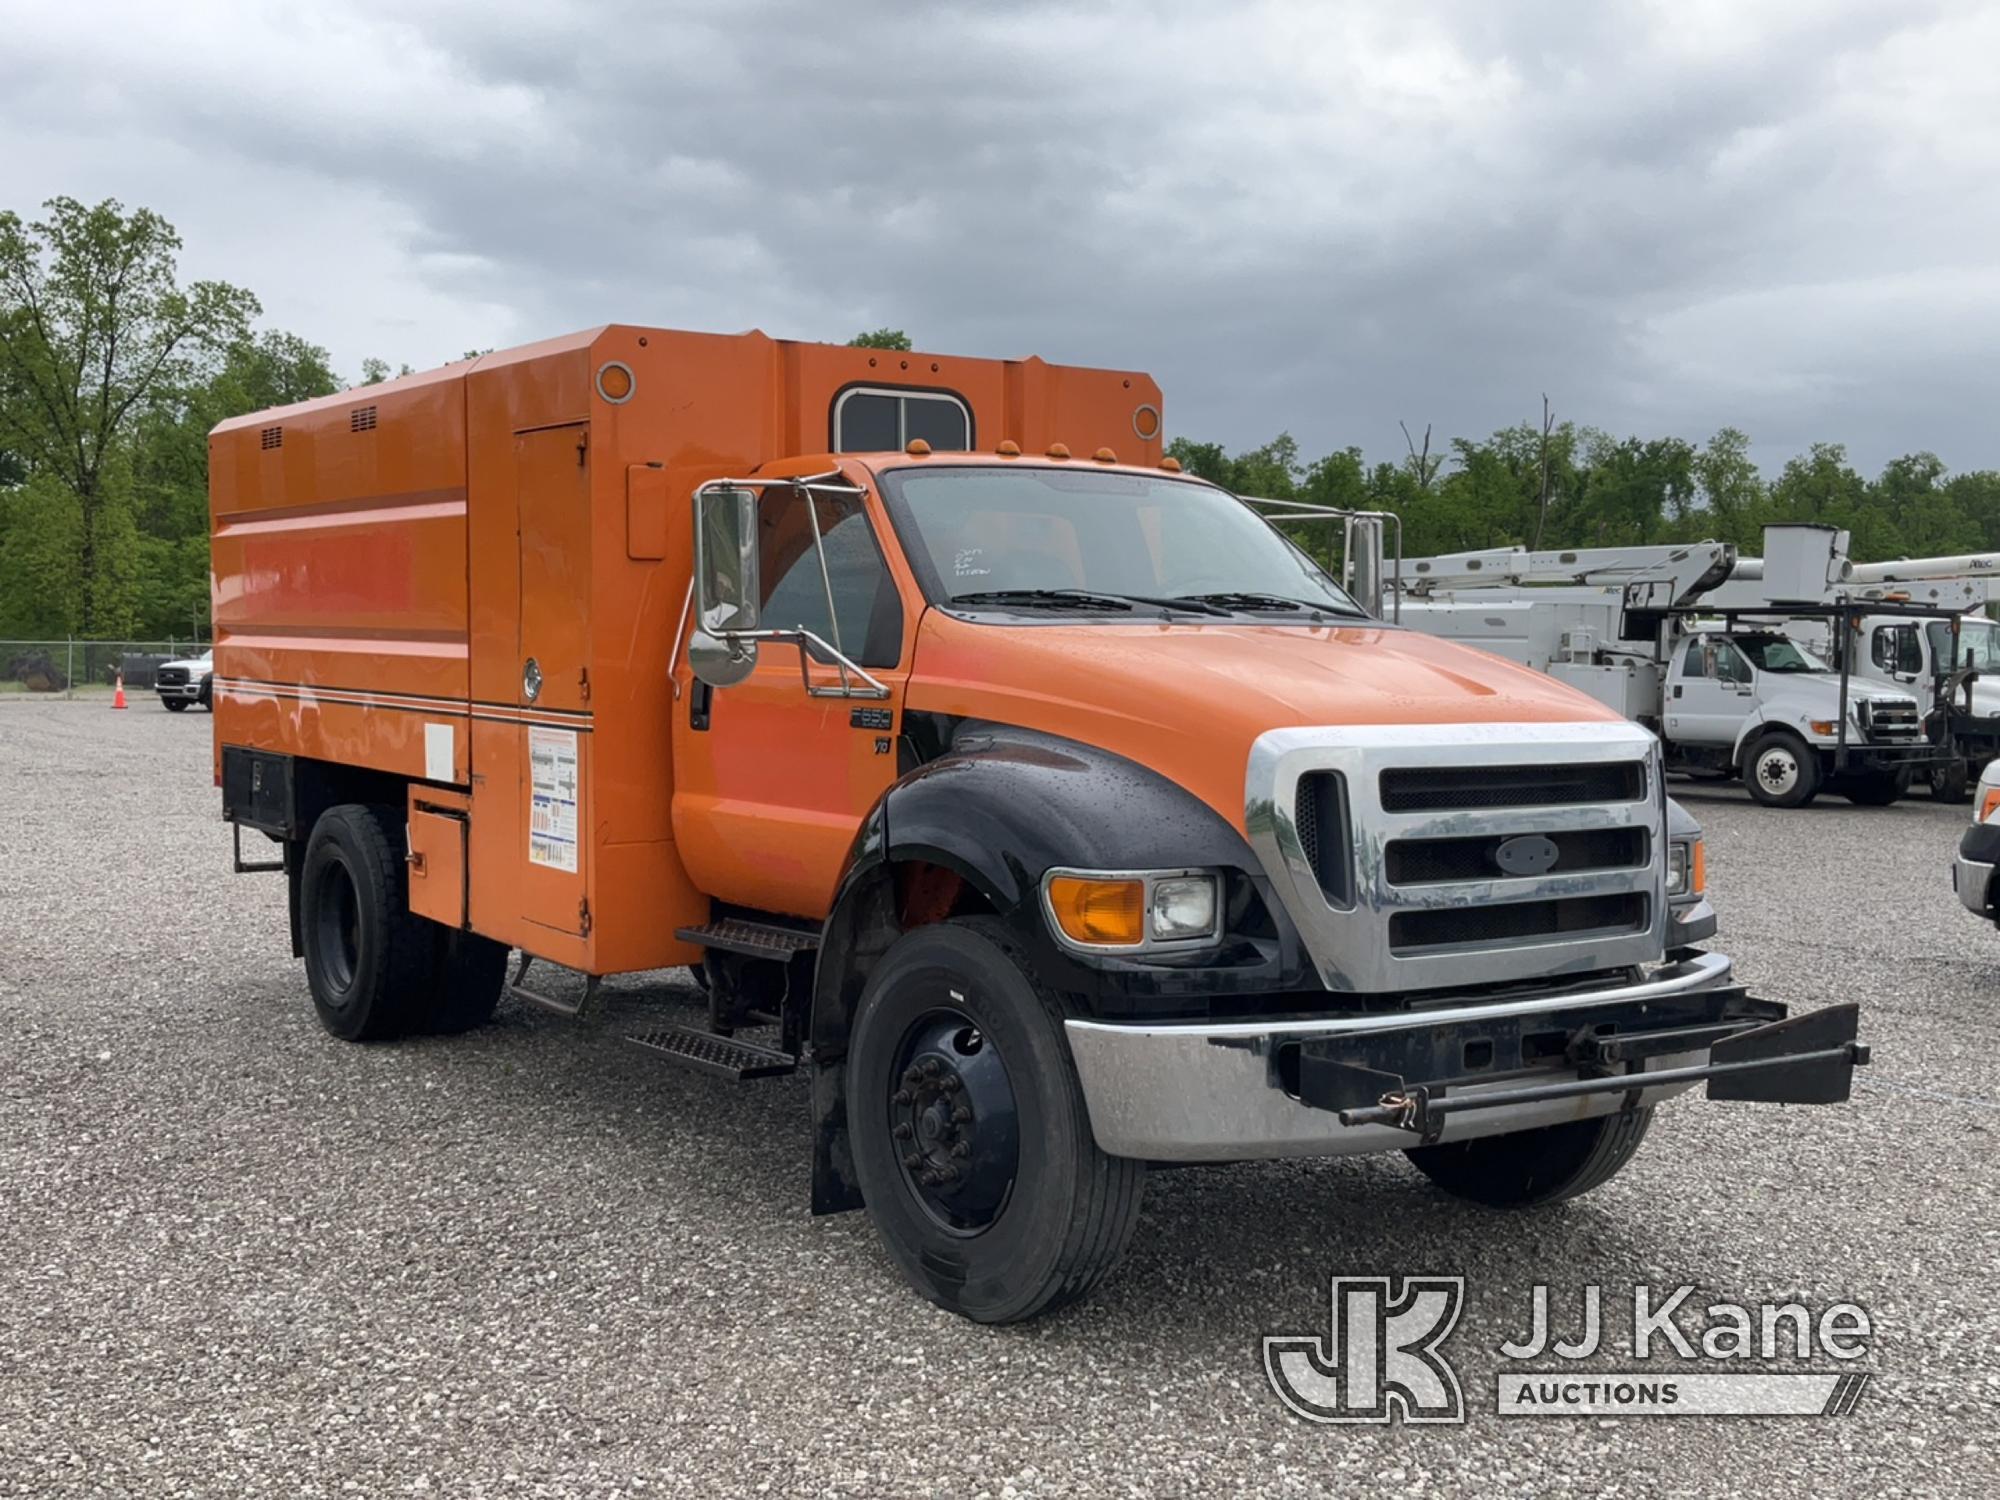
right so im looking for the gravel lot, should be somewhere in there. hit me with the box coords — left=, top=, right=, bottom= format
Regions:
left=2, top=697, right=1995, bottom=1498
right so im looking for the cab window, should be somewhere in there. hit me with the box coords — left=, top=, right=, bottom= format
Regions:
left=1872, top=625, right=1922, bottom=675
left=757, top=488, right=903, bottom=668
left=1683, top=638, right=1749, bottom=683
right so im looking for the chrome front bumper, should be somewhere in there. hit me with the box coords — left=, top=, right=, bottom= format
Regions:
left=1954, top=856, right=1993, bottom=916
left=1064, top=952, right=1737, bottom=1161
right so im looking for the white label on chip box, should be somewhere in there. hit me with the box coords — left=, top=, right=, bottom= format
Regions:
left=528, top=726, right=579, bottom=872
left=424, top=722, right=454, bottom=783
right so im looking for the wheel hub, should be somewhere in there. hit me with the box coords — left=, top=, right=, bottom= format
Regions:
left=1758, top=750, right=1798, bottom=794
left=888, top=1012, right=1020, bottom=1232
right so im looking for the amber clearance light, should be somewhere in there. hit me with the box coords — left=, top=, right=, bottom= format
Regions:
left=1981, top=786, right=2000, bottom=824
left=1045, top=876, right=1145, bottom=946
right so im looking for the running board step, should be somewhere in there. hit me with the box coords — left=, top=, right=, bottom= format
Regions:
left=625, top=1026, right=798, bottom=1080
left=674, top=917, right=819, bottom=961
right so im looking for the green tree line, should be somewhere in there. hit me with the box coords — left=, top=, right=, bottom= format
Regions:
left=7, top=200, right=1999, bottom=640
left=1167, top=419, right=2000, bottom=567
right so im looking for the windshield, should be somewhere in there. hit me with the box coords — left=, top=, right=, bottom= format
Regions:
left=1733, top=634, right=1827, bottom=673
left=1929, top=618, right=2000, bottom=672
left=876, top=465, right=1365, bottom=617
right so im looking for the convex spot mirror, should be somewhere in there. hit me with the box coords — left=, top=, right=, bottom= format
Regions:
left=692, top=485, right=760, bottom=688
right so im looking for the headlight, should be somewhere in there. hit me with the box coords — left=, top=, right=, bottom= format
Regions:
left=1150, top=875, right=1219, bottom=940
left=1666, top=839, right=1705, bottom=899
left=1043, top=869, right=1222, bottom=950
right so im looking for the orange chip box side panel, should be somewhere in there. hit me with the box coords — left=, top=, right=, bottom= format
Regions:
left=210, top=362, right=472, bottom=784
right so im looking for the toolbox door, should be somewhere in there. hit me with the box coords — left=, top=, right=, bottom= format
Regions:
left=516, top=424, right=593, bottom=936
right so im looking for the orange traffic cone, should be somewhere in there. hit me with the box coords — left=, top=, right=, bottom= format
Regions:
left=112, top=672, right=127, bottom=710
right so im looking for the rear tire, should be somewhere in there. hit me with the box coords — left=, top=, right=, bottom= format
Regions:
left=1405, top=1107, right=1654, bottom=1207
left=1743, top=732, right=1819, bottom=808
left=423, top=930, right=508, bottom=1034
left=1930, top=761, right=1971, bottom=803
left=846, top=916, right=1145, bottom=1323
left=299, top=804, right=433, bottom=1041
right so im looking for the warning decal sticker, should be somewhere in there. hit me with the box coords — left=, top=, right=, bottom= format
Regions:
left=528, top=726, right=580, bottom=872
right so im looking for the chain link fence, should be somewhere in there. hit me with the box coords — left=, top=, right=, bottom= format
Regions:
left=1, top=639, right=211, bottom=697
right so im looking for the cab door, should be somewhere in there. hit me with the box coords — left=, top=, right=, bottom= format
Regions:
left=671, top=477, right=914, bottom=920
left=1667, top=636, right=1754, bottom=745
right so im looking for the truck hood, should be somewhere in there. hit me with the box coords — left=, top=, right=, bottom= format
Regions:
left=905, top=612, right=1624, bottom=832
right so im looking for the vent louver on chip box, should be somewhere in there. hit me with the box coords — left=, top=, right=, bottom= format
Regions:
left=259, top=425, right=283, bottom=450
left=350, top=405, right=378, bottom=433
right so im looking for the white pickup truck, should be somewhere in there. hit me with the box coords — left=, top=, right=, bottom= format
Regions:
left=154, top=652, right=213, bottom=712
left=1660, top=628, right=1925, bottom=807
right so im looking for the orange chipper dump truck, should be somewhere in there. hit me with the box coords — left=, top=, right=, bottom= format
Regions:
left=211, top=326, right=1869, bottom=1322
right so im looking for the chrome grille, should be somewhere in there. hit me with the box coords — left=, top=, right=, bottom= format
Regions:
left=1247, top=721, right=1667, bottom=994
left=1860, top=696, right=1921, bottom=742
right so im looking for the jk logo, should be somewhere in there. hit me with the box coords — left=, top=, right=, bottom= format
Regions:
left=1264, top=1276, right=1465, bottom=1424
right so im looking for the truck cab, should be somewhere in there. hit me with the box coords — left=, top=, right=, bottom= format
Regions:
left=1662, top=627, right=1923, bottom=806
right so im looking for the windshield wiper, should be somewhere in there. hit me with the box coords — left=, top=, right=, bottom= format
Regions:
left=1172, top=591, right=1367, bottom=618
left=950, top=588, right=1233, bottom=616
left=950, top=588, right=1134, bottom=612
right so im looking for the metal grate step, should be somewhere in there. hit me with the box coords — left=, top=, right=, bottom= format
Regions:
left=675, top=917, right=820, bottom=960
left=625, top=1025, right=798, bottom=1080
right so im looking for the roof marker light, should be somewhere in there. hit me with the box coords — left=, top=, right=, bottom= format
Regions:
left=1159, top=456, right=1182, bottom=472
left=905, top=438, right=932, bottom=456
left=1047, top=443, right=1071, bottom=460
left=997, top=440, right=1021, bottom=458
left=1093, top=447, right=1117, bottom=464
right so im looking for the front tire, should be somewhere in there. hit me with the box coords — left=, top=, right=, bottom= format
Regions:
left=299, top=804, right=434, bottom=1041
left=1743, top=732, right=1820, bottom=808
left=1405, top=1107, right=1654, bottom=1207
left=846, top=917, right=1145, bottom=1323
left=1837, top=767, right=1908, bottom=806
left=162, top=698, right=189, bottom=712
left=1930, top=761, right=1971, bottom=803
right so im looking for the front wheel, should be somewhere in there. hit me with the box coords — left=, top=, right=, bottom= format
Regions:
left=1837, top=767, right=1908, bottom=806
left=1405, top=1107, right=1654, bottom=1207
left=1743, top=732, right=1820, bottom=808
left=846, top=917, right=1145, bottom=1323
left=162, top=697, right=189, bottom=712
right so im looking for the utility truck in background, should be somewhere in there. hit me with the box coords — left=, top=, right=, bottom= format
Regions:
left=209, top=326, right=1866, bottom=1322
left=1391, top=523, right=1993, bottom=808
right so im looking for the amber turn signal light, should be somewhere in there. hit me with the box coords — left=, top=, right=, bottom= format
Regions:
left=1981, top=787, right=2000, bottom=823
left=1692, top=839, right=1706, bottom=895
left=1046, top=876, right=1144, bottom=946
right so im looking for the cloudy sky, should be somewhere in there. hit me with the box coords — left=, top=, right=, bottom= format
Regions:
left=4, top=0, right=1995, bottom=476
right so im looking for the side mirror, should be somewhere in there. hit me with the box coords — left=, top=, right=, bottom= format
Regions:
left=691, top=486, right=760, bottom=688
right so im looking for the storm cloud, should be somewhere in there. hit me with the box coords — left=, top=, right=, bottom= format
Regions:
left=3, top=0, right=1994, bottom=474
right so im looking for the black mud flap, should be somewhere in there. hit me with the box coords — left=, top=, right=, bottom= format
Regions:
left=1706, top=1002, right=1864, bottom=1105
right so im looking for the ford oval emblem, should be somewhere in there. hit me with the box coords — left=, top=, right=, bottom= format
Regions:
left=1494, top=834, right=1560, bottom=877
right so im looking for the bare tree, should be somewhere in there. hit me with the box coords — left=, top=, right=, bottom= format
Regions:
left=1530, top=394, right=1555, bottom=550
left=1399, top=420, right=1441, bottom=492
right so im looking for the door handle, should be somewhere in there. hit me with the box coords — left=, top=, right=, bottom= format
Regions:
left=1671, top=685, right=1682, bottom=699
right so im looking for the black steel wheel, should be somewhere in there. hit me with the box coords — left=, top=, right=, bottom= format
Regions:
left=846, top=917, right=1144, bottom=1322
left=299, top=804, right=432, bottom=1041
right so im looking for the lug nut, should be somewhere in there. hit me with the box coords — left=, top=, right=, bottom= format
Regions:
left=903, top=1153, right=923, bottom=1171
left=921, top=1058, right=942, bottom=1079
left=902, top=1066, right=923, bottom=1086
left=893, top=1123, right=913, bottom=1140
left=940, top=1075, right=962, bottom=1093
left=950, top=1141, right=970, bottom=1159
left=893, top=1089, right=913, bottom=1106
left=951, top=1105, right=971, bottom=1123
